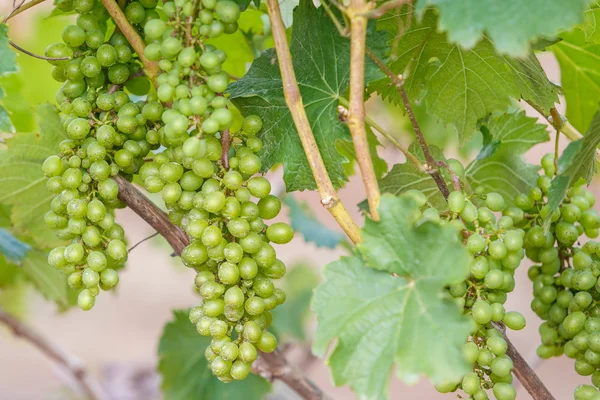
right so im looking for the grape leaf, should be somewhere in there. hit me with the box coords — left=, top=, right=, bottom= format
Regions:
left=547, top=109, right=600, bottom=217
left=585, top=3, right=600, bottom=43
left=0, top=88, right=14, bottom=133
left=0, top=255, right=22, bottom=287
left=370, top=10, right=559, bottom=144
left=0, top=104, right=66, bottom=248
left=228, top=0, right=386, bottom=191
left=0, top=24, right=17, bottom=77
left=21, top=249, right=73, bottom=309
left=284, top=194, right=346, bottom=248
left=376, top=143, right=450, bottom=210
left=465, top=111, right=549, bottom=203
left=158, top=310, right=271, bottom=400
left=313, top=195, right=472, bottom=399
left=271, top=263, right=319, bottom=341
left=553, top=29, right=600, bottom=132
left=416, top=0, right=589, bottom=56
left=0, top=23, right=17, bottom=134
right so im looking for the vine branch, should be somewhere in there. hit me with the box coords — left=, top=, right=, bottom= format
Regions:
left=366, top=48, right=450, bottom=199
left=252, top=350, right=332, bottom=400
left=544, top=107, right=600, bottom=169
left=337, top=100, right=425, bottom=170
left=345, top=0, right=381, bottom=220
left=114, top=176, right=328, bottom=399
left=492, top=322, right=556, bottom=400
left=266, top=0, right=362, bottom=244
left=4, top=0, right=47, bottom=22
left=366, top=0, right=412, bottom=19
left=99, top=0, right=160, bottom=82
left=0, top=310, right=105, bottom=400
left=114, top=175, right=188, bottom=255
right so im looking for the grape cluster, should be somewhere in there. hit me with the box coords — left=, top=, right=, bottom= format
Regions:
left=137, top=1, right=290, bottom=382
left=42, top=0, right=165, bottom=310
left=43, top=0, right=291, bottom=381
left=399, top=161, right=526, bottom=400
left=517, top=154, right=600, bottom=399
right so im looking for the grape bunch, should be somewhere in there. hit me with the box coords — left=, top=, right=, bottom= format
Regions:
left=399, top=161, right=526, bottom=400
left=517, top=154, right=600, bottom=399
left=136, top=1, right=291, bottom=382
left=42, top=0, right=165, bottom=310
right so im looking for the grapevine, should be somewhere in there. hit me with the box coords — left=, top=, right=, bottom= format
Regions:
left=3, top=1, right=600, bottom=400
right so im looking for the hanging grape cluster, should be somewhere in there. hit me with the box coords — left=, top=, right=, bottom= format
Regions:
left=42, top=0, right=165, bottom=311
left=138, top=0, right=292, bottom=382
left=41, top=0, right=292, bottom=383
left=396, top=160, right=526, bottom=400
left=515, top=154, right=600, bottom=399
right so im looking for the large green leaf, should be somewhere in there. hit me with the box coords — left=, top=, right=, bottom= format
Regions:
left=553, top=29, right=600, bottom=132
left=416, top=0, right=589, bottom=56
left=158, top=310, right=271, bottom=400
left=312, top=195, right=472, bottom=399
left=0, top=104, right=66, bottom=248
left=370, top=10, right=559, bottom=144
left=547, top=109, right=600, bottom=217
left=377, top=143, right=450, bottom=210
left=465, top=111, right=549, bottom=203
left=21, top=249, right=73, bottom=308
left=228, top=0, right=386, bottom=191
left=585, top=3, right=600, bottom=43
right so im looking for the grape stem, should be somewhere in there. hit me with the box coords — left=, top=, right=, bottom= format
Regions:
left=0, top=309, right=107, bottom=400
left=221, top=129, right=231, bottom=170
left=337, top=99, right=426, bottom=171
left=365, top=0, right=412, bottom=19
left=3, top=0, right=47, bottom=22
left=345, top=0, right=381, bottom=220
left=114, top=175, right=188, bottom=255
left=127, top=231, right=159, bottom=252
left=252, top=350, right=333, bottom=400
left=366, top=48, right=450, bottom=199
left=536, top=105, right=600, bottom=169
left=8, top=39, right=71, bottom=61
left=492, top=322, right=556, bottom=400
left=113, top=176, right=329, bottom=400
left=265, top=0, right=362, bottom=245
left=99, top=0, right=160, bottom=83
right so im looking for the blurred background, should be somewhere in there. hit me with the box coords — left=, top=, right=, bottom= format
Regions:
left=0, top=2, right=594, bottom=399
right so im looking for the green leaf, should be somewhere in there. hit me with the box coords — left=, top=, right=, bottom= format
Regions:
left=0, top=255, right=23, bottom=287
left=465, top=111, right=549, bottom=203
left=416, top=0, right=589, bottom=56
left=158, top=310, right=271, bottom=400
left=271, top=263, right=319, bottom=340
left=0, top=104, right=67, bottom=248
left=377, top=143, right=450, bottom=210
left=547, top=109, right=600, bottom=216
left=370, top=10, right=559, bottom=144
left=228, top=0, right=386, bottom=191
left=553, top=29, right=600, bottom=132
left=313, top=195, right=472, bottom=399
left=0, top=24, right=17, bottom=77
left=0, top=87, right=15, bottom=134
left=22, top=249, right=72, bottom=308
left=584, top=3, right=600, bottom=43
left=284, top=194, right=346, bottom=248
